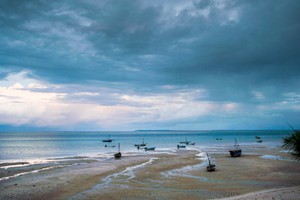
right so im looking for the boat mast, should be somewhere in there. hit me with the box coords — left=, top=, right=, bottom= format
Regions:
left=206, top=152, right=211, bottom=165
left=234, top=138, right=239, bottom=149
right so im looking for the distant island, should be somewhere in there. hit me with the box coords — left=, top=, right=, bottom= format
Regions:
left=134, top=130, right=208, bottom=132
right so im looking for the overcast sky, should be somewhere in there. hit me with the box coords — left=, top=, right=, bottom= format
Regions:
left=0, top=0, right=299, bottom=131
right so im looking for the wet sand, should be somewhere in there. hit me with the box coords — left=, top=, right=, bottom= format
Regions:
left=1, top=148, right=300, bottom=200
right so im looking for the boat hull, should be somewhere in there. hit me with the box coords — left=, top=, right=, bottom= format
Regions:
left=145, top=147, right=155, bottom=151
left=134, top=143, right=147, bottom=147
left=206, top=164, right=216, bottom=172
left=229, top=149, right=242, bottom=157
left=114, top=152, right=122, bottom=159
left=177, top=145, right=186, bottom=149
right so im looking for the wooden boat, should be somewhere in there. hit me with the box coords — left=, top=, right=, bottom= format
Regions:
left=256, top=139, right=263, bottom=143
left=180, top=138, right=195, bottom=145
left=145, top=147, right=155, bottom=151
left=206, top=152, right=216, bottom=172
left=187, top=142, right=195, bottom=145
left=229, top=138, right=242, bottom=157
left=114, top=143, right=122, bottom=159
left=137, top=146, right=146, bottom=150
left=179, top=138, right=191, bottom=144
left=105, top=144, right=115, bottom=147
left=134, top=138, right=147, bottom=147
left=255, top=136, right=261, bottom=139
left=177, top=144, right=186, bottom=149
left=102, top=136, right=112, bottom=143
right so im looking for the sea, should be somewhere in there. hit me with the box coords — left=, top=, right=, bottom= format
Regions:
left=0, top=130, right=289, bottom=163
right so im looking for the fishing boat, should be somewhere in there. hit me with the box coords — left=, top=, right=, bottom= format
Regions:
left=177, top=144, right=186, bottom=149
left=255, top=136, right=261, bottom=139
left=145, top=147, right=155, bottom=151
left=180, top=138, right=194, bottom=145
left=256, top=139, right=263, bottom=143
left=134, top=138, right=147, bottom=147
left=229, top=138, right=242, bottom=157
left=105, top=144, right=115, bottom=147
left=102, top=136, right=112, bottom=143
left=206, top=152, right=216, bottom=172
left=179, top=138, right=190, bottom=144
left=114, top=143, right=121, bottom=159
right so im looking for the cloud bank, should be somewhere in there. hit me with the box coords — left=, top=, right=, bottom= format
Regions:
left=0, top=0, right=299, bottom=130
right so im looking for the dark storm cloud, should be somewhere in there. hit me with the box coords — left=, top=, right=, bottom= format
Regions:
left=1, top=0, right=299, bottom=89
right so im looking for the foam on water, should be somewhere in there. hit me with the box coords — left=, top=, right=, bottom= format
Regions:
left=261, top=154, right=294, bottom=162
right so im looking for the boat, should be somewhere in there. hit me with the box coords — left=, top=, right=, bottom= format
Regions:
left=229, top=138, right=242, bottom=157
left=206, top=152, right=216, bottom=172
left=105, top=144, right=115, bottom=147
left=145, top=147, right=155, bottom=151
left=256, top=139, right=263, bottom=143
left=177, top=144, right=186, bottom=149
left=187, top=142, right=195, bottom=145
left=114, top=143, right=122, bottom=159
left=180, top=138, right=190, bottom=144
left=137, top=145, right=146, bottom=150
left=180, top=138, right=194, bottom=145
left=102, top=136, right=112, bottom=143
left=255, top=136, right=261, bottom=139
left=134, top=138, right=147, bottom=147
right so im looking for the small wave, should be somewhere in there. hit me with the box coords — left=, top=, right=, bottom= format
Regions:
left=279, top=150, right=290, bottom=153
left=261, top=155, right=294, bottom=162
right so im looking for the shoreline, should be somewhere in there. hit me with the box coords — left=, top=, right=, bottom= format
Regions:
left=1, top=148, right=299, bottom=199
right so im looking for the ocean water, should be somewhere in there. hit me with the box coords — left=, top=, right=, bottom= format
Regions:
left=0, top=130, right=289, bottom=163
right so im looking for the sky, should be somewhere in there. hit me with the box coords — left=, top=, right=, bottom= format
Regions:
left=0, top=0, right=299, bottom=131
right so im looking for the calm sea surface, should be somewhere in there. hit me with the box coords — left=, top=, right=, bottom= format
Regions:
left=0, top=130, right=289, bottom=162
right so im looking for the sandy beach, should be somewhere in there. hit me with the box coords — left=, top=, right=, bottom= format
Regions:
left=1, top=147, right=300, bottom=200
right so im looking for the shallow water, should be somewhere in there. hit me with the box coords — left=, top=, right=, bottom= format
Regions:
left=0, top=130, right=288, bottom=163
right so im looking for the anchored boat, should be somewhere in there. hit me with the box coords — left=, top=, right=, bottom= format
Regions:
left=177, top=144, right=186, bottom=149
left=179, top=138, right=195, bottom=145
left=145, top=147, right=155, bottom=151
left=134, top=138, right=147, bottom=147
left=102, top=136, right=113, bottom=143
left=206, top=152, right=216, bottom=172
left=114, top=143, right=122, bottom=159
left=229, top=138, right=242, bottom=157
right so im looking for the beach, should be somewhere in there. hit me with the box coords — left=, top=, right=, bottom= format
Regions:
left=1, top=146, right=300, bottom=200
